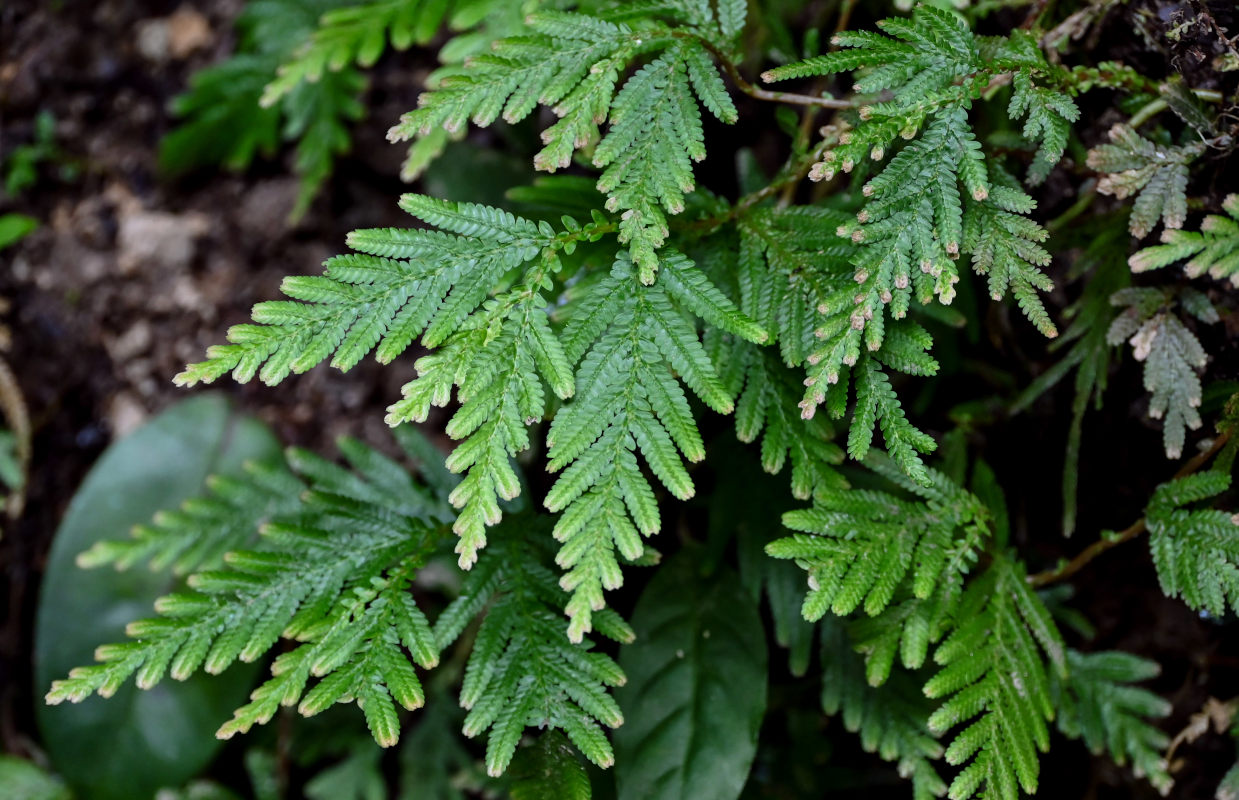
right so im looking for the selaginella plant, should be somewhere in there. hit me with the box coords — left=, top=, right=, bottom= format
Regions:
left=47, top=1, right=1239, bottom=797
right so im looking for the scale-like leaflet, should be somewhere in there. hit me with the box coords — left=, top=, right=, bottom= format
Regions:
left=924, top=557, right=1066, bottom=800
left=433, top=526, right=634, bottom=776
left=544, top=253, right=765, bottom=641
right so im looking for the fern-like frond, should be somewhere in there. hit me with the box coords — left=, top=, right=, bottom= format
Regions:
left=433, top=523, right=633, bottom=776
left=771, top=454, right=987, bottom=622
left=160, top=0, right=366, bottom=219
left=762, top=7, right=1068, bottom=419
left=180, top=197, right=595, bottom=570
left=848, top=354, right=938, bottom=484
left=820, top=619, right=947, bottom=800
left=544, top=252, right=764, bottom=641
left=765, top=8, right=1076, bottom=186
left=389, top=12, right=738, bottom=277
left=47, top=439, right=445, bottom=748
left=693, top=214, right=853, bottom=498
left=75, top=457, right=304, bottom=575
left=1053, top=650, right=1172, bottom=793
left=770, top=453, right=990, bottom=685
left=962, top=170, right=1057, bottom=338
left=287, top=68, right=367, bottom=217
left=1146, top=470, right=1239, bottom=616
left=1107, top=287, right=1217, bottom=458
left=1087, top=123, right=1203, bottom=238
left=386, top=287, right=576, bottom=570
left=728, top=205, right=938, bottom=481
left=1129, top=194, right=1239, bottom=286
left=1005, top=58, right=1079, bottom=185
left=594, top=40, right=736, bottom=280
left=735, top=206, right=856, bottom=366
left=724, top=345, right=846, bottom=501
left=176, top=195, right=552, bottom=386
left=262, top=0, right=453, bottom=106
left=924, top=557, right=1067, bottom=800
left=159, top=54, right=284, bottom=175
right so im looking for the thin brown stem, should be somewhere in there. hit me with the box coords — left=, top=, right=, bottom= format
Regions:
left=833, top=0, right=860, bottom=38
left=1028, top=430, right=1232, bottom=587
left=677, top=134, right=838, bottom=237
left=778, top=0, right=858, bottom=206
left=1021, top=0, right=1053, bottom=30
left=680, top=33, right=853, bottom=110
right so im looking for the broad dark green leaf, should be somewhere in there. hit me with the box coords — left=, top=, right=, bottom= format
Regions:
left=0, top=755, right=71, bottom=800
left=35, top=394, right=279, bottom=800
left=614, top=553, right=767, bottom=800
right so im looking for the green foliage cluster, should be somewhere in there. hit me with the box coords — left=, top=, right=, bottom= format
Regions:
left=45, top=0, right=1239, bottom=797
left=160, top=0, right=532, bottom=217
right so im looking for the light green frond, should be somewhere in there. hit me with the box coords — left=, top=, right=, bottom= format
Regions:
left=924, top=557, right=1066, bottom=800
left=1129, top=194, right=1239, bottom=286
left=545, top=253, right=754, bottom=639
left=769, top=454, right=990, bottom=665
left=176, top=196, right=553, bottom=387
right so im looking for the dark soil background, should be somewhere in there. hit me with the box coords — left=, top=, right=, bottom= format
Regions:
left=1, top=0, right=1238, bottom=798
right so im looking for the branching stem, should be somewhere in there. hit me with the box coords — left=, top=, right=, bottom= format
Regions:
left=680, top=33, right=853, bottom=110
left=1028, top=430, right=1232, bottom=587
left=677, top=135, right=838, bottom=237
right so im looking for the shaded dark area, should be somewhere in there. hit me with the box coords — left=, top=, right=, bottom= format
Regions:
left=2, top=0, right=1238, bottom=797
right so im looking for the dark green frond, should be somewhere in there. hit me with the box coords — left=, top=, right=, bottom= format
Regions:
left=1053, top=650, right=1172, bottom=793
left=434, top=524, right=632, bottom=776
left=1146, top=470, right=1239, bottom=617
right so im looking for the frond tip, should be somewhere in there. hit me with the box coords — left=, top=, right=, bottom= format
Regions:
left=433, top=528, right=633, bottom=776
left=1106, top=287, right=1216, bottom=459
left=1146, top=470, right=1239, bottom=617
left=1129, top=194, right=1239, bottom=285
left=925, top=557, right=1066, bottom=800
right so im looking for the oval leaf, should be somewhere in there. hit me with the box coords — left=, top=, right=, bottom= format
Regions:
left=0, top=755, right=71, bottom=800
left=614, top=552, right=767, bottom=800
left=35, top=394, right=280, bottom=800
